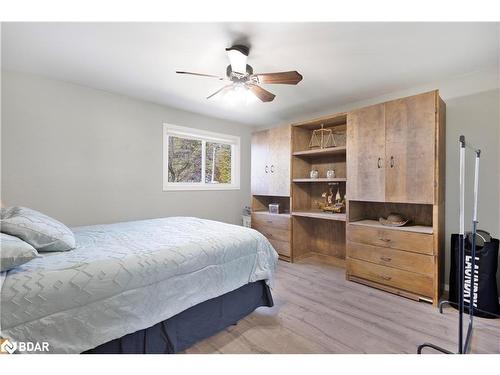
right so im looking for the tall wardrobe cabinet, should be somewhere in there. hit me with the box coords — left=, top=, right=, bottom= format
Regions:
left=346, top=90, right=445, bottom=306
left=251, top=125, right=291, bottom=197
left=251, top=124, right=292, bottom=261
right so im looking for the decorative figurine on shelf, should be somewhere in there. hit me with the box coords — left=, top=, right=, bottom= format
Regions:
left=331, top=187, right=345, bottom=213
left=318, top=184, right=345, bottom=214
left=308, top=124, right=335, bottom=149
left=327, top=187, right=334, bottom=205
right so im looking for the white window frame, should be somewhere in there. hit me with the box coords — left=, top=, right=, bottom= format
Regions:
left=163, top=123, right=240, bottom=191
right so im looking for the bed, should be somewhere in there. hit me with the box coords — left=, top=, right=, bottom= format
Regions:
left=0, top=216, right=278, bottom=353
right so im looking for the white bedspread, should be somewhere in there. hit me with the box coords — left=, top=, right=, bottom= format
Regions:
left=0, top=217, right=278, bottom=353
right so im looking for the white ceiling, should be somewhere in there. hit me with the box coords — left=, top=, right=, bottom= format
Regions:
left=2, top=22, right=499, bottom=127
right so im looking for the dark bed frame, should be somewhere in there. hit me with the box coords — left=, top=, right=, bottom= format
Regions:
left=84, top=280, right=273, bottom=354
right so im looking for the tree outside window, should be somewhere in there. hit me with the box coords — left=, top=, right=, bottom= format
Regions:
left=163, top=124, right=240, bottom=191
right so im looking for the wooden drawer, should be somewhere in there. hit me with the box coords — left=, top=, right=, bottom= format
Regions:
left=252, top=223, right=290, bottom=243
left=269, top=239, right=291, bottom=257
left=251, top=212, right=291, bottom=231
left=347, top=224, right=434, bottom=255
left=347, top=258, right=434, bottom=297
left=347, top=241, right=434, bottom=276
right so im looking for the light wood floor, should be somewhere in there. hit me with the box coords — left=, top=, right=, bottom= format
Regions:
left=186, top=256, right=500, bottom=354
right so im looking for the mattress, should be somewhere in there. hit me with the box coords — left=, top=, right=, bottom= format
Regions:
left=0, top=217, right=278, bottom=353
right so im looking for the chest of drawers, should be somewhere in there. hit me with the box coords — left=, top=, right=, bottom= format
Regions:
left=251, top=211, right=292, bottom=260
left=346, top=221, right=437, bottom=304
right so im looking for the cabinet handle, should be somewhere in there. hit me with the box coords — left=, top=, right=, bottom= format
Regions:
left=380, top=275, right=392, bottom=281
left=377, top=157, right=382, bottom=169
left=390, top=156, right=394, bottom=168
left=265, top=165, right=269, bottom=173
left=380, top=256, right=392, bottom=262
left=378, top=237, right=391, bottom=243
left=270, top=165, right=275, bottom=173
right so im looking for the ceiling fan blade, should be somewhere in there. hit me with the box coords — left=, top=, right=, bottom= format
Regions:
left=248, top=84, right=276, bottom=102
left=226, top=45, right=249, bottom=74
left=176, top=71, right=226, bottom=81
left=207, top=85, right=233, bottom=100
left=253, top=71, right=303, bottom=85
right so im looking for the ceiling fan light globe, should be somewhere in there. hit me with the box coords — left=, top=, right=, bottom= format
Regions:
left=226, top=49, right=248, bottom=75
left=224, top=89, right=239, bottom=107
left=218, top=84, right=257, bottom=106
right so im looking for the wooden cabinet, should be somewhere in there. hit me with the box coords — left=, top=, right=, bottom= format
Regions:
left=347, top=91, right=438, bottom=204
left=385, top=91, right=436, bottom=204
left=347, top=242, right=434, bottom=275
left=347, top=223, right=434, bottom=255
left=347, top=257, right=434, bottom=298
left=251, top=130, right=270, bottom=196
left=251, top=125, right=292, bottom=261
left=252, top=211, right=292, bottom=260
left=347, top=104, right=385, bottom=202
left=269, top=125, right=291, bottom=197
left=347, top=223, right=436, bottom=302
left=346, top=90, right=445, bottom=306
left=249, top=90, right=445, bottom=305
left=251, top=125, right=290, bottom=197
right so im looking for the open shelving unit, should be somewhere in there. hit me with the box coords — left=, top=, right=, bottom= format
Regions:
left=348, top=201, right=434, bottom=234
left=252, top=195, right=291, bottom=214
left=291, top=112, right=348, bottom=264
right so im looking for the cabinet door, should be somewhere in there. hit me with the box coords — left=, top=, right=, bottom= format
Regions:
left=268, top=125, right=291, bottom=196
left=385, top=91, right=436, bottom=204
left=347, top=103, right=386, bottom=202
left=251, top=130, right=270, bottom=195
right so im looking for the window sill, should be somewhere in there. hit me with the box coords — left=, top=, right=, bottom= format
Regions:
left=163, top=184, right=240, bottom=191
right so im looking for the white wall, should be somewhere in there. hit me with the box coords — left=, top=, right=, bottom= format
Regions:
left=444, top=90, right=500, bottom=291
left=1, top=70, right=253, bottom=226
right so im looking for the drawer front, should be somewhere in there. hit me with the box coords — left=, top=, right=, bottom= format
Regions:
left=347, top=258, right=433, bottom=297
left=252, top=223, right=291, bottom=243
left=347, top=241, right=434, bottom=276
left=269, top=239, right=291, bottom=257
left=252, top=213, right=291, bottom=231
left=347, top=225, right=434, bottom=255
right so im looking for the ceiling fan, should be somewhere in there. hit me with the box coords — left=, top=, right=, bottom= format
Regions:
left=176, top=45, right=303, bottom=103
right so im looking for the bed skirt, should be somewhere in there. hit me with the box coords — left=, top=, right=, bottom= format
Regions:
left=84, top=280, right=273, bottom=354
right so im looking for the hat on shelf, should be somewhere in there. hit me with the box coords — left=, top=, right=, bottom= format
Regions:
left=379, top=213, right=410, bottom=227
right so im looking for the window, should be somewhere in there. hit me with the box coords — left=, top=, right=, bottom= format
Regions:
left=163, top=124, right=240, bottom=191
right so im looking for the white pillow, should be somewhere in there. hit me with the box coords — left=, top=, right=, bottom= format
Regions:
left=0, top=206, right=76, bottom=252
left=0, top=233, right=39, bottom=271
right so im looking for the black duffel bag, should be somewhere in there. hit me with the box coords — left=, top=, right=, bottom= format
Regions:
left=449, top=232, right=500, bottom=318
